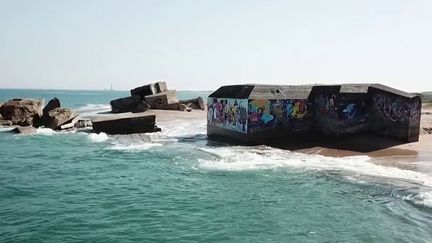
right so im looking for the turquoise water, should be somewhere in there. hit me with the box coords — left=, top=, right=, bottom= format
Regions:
left=1, top=89, right=432, bottom=242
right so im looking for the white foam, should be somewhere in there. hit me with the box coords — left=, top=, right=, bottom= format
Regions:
left=156, top=119, right=207, bottom=138
left=403, top=191, right=432, bottom=207
left=198, top=146, right=432, bottom=188
left=106, top=142, right=162, bottom=152
left=0, top=127, right=14, bottom=132
left=36, top=127, right=57, bottom=136
left=88, top=132, right=109, bottom=143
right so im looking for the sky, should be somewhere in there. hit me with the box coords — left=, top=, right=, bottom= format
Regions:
left=0, top=0, right=431, bottom=92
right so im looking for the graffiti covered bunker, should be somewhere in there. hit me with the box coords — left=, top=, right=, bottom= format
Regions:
left=207, top=84, right=421, bottom=145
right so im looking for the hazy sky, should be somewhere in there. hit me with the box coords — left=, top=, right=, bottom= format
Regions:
left=1, top=0, right=431, bottom=92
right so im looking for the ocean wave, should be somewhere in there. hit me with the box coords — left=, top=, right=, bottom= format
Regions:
left=155, top=119, right=207, bottom=138
left=402, top=191, right=432, bottom=207
left=0, top=127, right=14, bottom=132
left=36, top=127, right=57, bottom=136
left=197, top=145, right=432, bottom=207
left=106, top=142, right=162, bottom=152
left=198, top=146, right=432, bottom=185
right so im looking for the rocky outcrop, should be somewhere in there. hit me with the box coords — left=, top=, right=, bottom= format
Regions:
left=12, top=126, right=37, bottom=135
left=45, top=108, right=78, bottom=129
left=110, top=95, right=150, bottom=113
left=43, top=98, right=61, bottom=115
left=92, top=113, right=161, bottom=134
left=0, top=99, right=43, bottom=126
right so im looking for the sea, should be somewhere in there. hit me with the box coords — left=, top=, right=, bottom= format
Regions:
left=0, top=89, right=431, bottom=242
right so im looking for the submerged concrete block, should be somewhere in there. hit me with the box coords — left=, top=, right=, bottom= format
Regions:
left=110, top=95, right=150, bottom=113
left=131, top=84, right=157, bottom=100
left=179, top=97, right=205, bottom=110
left=155, top=82, right=168, bottom=93
left=144, top=91, right=177, bottom=109
left=91, top=113, right=161, bottom=134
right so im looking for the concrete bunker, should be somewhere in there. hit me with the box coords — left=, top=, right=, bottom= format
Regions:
left=207, top=84, right=421, bottom=147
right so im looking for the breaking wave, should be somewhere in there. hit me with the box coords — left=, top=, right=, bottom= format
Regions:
left=88, top=132, right=109, bottom=143
left=106, top=142, right=163, bottom=152
left=36, top=127, right=57, bottom=136
left=197, top=146, right=432, bottom=207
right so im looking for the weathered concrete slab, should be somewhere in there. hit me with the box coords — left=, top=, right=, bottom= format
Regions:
left=144, top=91, right=177, bottom=108
left=110, top=95, right=150, bottom=113
left=131, top=84, right=157, bottom=100
left=91, top=113, right=160, bottom=134
left=155, top=82, right=168, bottom=93
left=179, top=97, right=205, bottom=110
left=59, top=116, right=80, bottom=130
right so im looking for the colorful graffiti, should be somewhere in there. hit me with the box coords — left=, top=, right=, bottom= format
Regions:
left=373, top=94, right=420, bottom=124
left=247, top=99, right=312, bottom=133
left=207, top=98, right=248, bottom=133
left=314, top=94, right=367, bottom=123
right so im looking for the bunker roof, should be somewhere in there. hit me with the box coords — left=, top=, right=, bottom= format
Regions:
left=209, top=83, right=418, bottom=99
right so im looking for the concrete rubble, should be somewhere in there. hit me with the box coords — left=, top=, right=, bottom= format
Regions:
left=1, top=82, right=205, bottom=136
left=110, top=95, right=150, bottom=113
left=109, top=81, right=205, bottom=113
left=92, top=113, right=161, bottom=134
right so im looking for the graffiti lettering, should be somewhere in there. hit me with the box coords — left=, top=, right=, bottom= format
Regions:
left=207, top=98, right=248, bottom=133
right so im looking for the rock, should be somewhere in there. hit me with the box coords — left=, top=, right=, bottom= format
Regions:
left=0, top=98, right=44, bottom=126
left=0, top=119, right=13, bottom=126
left=110, top=95, right=150, bottom=113
left=145, top=91, right=178, bottom=109
left=131, top=84, right=157, bottom=100
left=91, top=113, right=161, bottom=134
left=12, top=126, right=37, bottom=135
left=45, top=108, right=78, bottom=129
left=179, top=97, right=205, bottom=110
left=43, top=98, right=61, bottom=115
left=155, top=82, right=168, bottom=93
left=40, top=97, right=61, bottom=127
